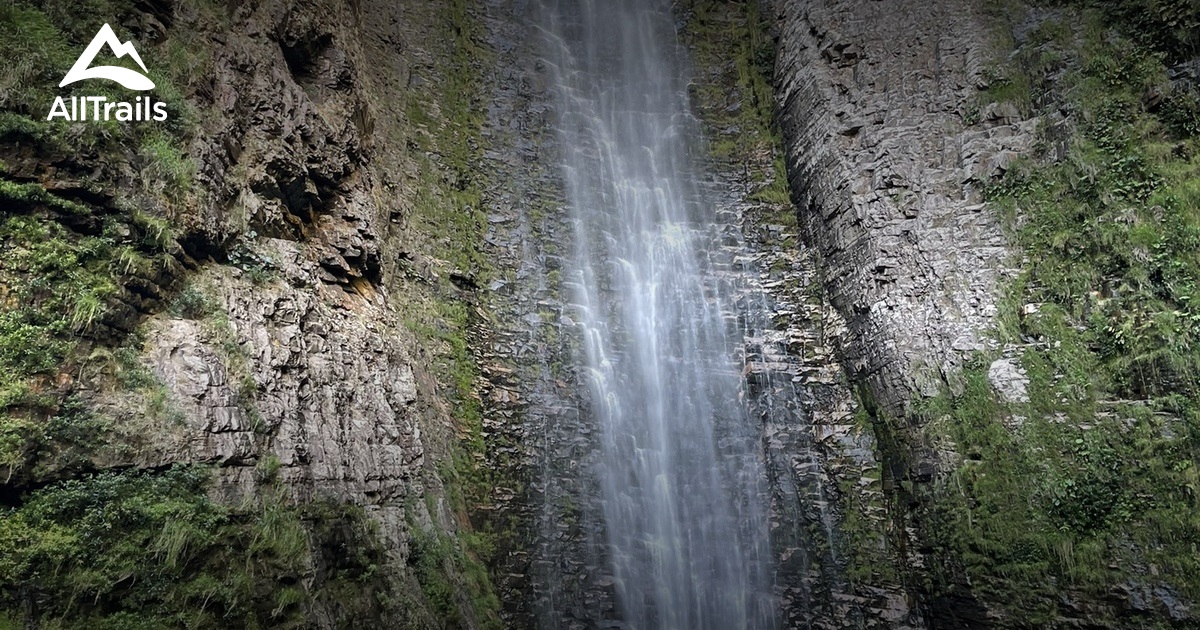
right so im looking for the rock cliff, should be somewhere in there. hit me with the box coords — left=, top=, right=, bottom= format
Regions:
left=3, top=0, right=1197, bottom=627
left=770, top=0, right=1022, bottom=624
left=774, top=0, right=1200, bottom=626
left=1, top=0, right=503, bottom=626
left=774, top=0, right=1021, bottom=417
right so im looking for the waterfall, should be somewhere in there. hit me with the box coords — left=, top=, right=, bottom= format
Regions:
left=539, top=1, right=779, bottom=627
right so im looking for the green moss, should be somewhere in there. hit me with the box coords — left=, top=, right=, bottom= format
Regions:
left=0, top=2, right=415, bottom=627
left=836, top=467, right=898, bottom=587
left=393, top=0, right=507, bottom=624
left=749, top=156, right=793, bottom=207
left=916, top=356, right=1200, bottom=616
left=679, top=0, right=779, bottom=164
left=404, top=0, right=491, bottom=277
left=986, top=8, right=1200, bottom=401
left=0, top=192, right=173, bottom=477
left=411, top=296, right=524, bottom=611
left=170, top=283, right=219, bottom=320
left=412, top=323, right=482, bottom=517
left=0, top=203, right=177, bottom=398
left=409, top=525, right=467, bottom=625
left=678, top=1, right=797, bottom=236
left=910, top=3, right=1200, bottom=616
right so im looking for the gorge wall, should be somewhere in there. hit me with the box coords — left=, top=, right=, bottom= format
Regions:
left=1, top=0, right=506, bottom=626
left=775, top=0, right=1018, bottom=417
left=2, top=0, right=1198, bottom=628
left=775, top=0, right=1200, bottom=626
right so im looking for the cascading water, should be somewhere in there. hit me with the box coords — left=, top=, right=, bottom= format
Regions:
left=539, top=1, right=778, bottom=627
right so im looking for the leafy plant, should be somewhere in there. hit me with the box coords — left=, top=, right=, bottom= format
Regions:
left=917, top=2, right=1200, bottom=615
left=0, top=466, right=315, bottom=627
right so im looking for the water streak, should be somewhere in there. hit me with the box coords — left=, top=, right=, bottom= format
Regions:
left=539, top=1, right=778, bottom=627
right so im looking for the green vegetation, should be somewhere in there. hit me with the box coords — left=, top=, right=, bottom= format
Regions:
left=0, top=464, right=401, bottom=628
left=407, top=301, right=485, bottom=503
left=1, top=214, right=125, bottom=388
left=0, top=397, right=106, bottom=486
left=678, top=0, right=795, bottom=223
left=988, top=4, right=1200, bottom=406
left=0, top=202, right=177, bottom=481
left=140, top=130, right=195, bottom=199
left=0, top=2, right=378, bottom=626
left=0, top=4, right=85, bottom=119
left=0, top=0, right=198, bottom=431
left=1083, top=0, right=1199, bottom=61
left=0, top=179, right=89, bottom=214
left=404, top=297, right=504, bottom=629
left=898, top=2, right=1200, bottom=618
left=0, top=466, right=311, bottom=628
left=679, top=0, right=776, bottom=160
left=396, top=0, right=505, bottom=625
left=404, top=0, right=490, bottom=276
left=304, top=499, right=403, bottom=624
left=408, top=518, right=501, bottom=629
left=0, top=1, right=199, bottom=152
left=0, top=0, right=203, bottom=478
left=836, top=458, right=897, bottom=586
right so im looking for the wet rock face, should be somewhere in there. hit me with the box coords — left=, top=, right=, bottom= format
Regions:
left=467, top=2, right=617, bottom=625
left=470, top=2, right=881, bottom=625
left=774, top=0, right=1023, bottom=416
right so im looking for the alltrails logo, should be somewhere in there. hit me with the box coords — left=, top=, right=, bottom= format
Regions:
left=47, top=23, right=168, bottom=122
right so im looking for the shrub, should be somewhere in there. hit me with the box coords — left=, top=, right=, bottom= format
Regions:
left=0, top=466, right=313, bottom=627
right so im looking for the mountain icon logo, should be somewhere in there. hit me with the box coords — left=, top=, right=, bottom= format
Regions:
left=59, top=23, right=155, bottom=91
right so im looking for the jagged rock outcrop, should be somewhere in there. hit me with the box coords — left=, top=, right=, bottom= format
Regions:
left=114, top=0, right=415, bottom=505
